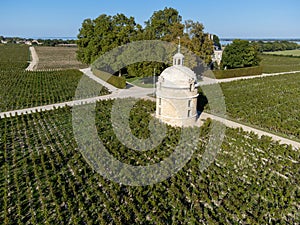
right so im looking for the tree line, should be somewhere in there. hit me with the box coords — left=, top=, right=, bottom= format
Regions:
left=255, top=40, right=299, bottom=52
left=76, top=7, right=218, bottom=77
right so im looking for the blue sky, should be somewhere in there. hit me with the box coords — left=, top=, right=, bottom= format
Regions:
left=0, top=0, right=299, bottom=38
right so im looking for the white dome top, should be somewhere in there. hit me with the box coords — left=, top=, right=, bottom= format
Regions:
left=173, top=52, right=185, bottom=59
left=160, top=65, right=197, bottom=87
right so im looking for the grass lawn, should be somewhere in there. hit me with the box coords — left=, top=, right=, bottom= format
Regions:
left=260, top=54, right=300, bottom=73
left=35, top=46, right=87, bottom=70
left=264, top=49, right=300, bottom=56
left=127, top=76, right=157, bottom=88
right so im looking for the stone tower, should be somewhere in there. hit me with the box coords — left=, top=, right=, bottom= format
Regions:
left=156, top=42, right=199, bottom=127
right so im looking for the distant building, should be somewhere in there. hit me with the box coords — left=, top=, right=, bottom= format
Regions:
left=25, top=41, right=32, bottom=45
left=156, top=43, right=199, bottom=127
left=57, top=43, right=77, bottom=47
left=212, top=48, right=223, bottom=66
left=25, top=40, right=43, bottom=46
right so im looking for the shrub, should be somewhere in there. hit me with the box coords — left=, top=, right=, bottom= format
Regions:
left=211, top=66, right=263, bottom=79
left=92, top=68, right=126, bottom=89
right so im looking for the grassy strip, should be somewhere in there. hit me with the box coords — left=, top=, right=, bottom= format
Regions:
left=92, top=68, right=126, bottom=89
left=211, top=66, right=263, bottom=79
left=127, top=76, right=156, bottom=88
left=263, top=49, right=300, bottom=57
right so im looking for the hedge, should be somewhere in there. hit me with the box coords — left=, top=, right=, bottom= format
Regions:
left=262, top=53, right=300, bottom=58
left=211, top=66, right=263, bottom=79
left=92, top=68, right=126, bottom=89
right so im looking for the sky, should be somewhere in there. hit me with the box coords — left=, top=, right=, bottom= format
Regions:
left=0, top=0, right=300, bottom=39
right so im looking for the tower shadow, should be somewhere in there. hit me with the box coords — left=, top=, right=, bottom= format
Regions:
left=197, top=91, right=208, bottom=117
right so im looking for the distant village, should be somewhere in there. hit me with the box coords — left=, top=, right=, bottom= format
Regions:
left=0, top=36, right=77, bottom=47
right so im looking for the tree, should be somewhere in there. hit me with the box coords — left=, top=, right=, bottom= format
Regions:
left=77, top=14, right=140, bottom=64
left=213, top=34, right=221, bottom=50
left=184, top=20, right=214, bottom=64
left=221, top=39, right=260, bottom=69
left=77, top=8, right=214, bottom=77
left=144, top=7, right=183, bottom=41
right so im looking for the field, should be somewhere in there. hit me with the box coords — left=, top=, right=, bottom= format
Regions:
left=35, top=46, right=87, bottom=70
left=0, top=45, right=29, bottom=70
left=0, top=45, right=109, bottom=112
left=260, top=54, right=300, bottom=73
left=0, top=100, right=299, bottom=224
left=1, top=44, right=299, bottom=224
left=264, top=49, right=300, bottom=56
left=0, top=69, right=109, bottom=112
left=218, top=73, right=300, bottom=140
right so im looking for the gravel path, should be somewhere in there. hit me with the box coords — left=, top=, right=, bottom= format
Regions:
left=198, top=113, right=300, bottom=149
left=26, top=46, right=39, bottom=71
left=1, top=67, right=299, bottom=149
left=199, top=70, right=300, bottom=85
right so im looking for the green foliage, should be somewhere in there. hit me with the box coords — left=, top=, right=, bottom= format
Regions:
left=144, top=7, right=183, bottom=41
left=183, top=20, right=214, bottom=64
left=0, top=45, right=29, bottom=70
left=221, top=39, right=261, bottom=69
left=0, top=101, right=299, bottom=224
left=77, top=8, right=214, bottom=77
left=92, top=68, right=126, bottom=89
left=256, top=40, right=299, bottom=52
left=126, top=62, right=167, bottom=78
left=77, top=14, right=141, bottom=64
left=0, top=69, right=109, bottom=111
left=213, top=34, right=221, bottom=49
left=39, top=38, right=76, bottom=47
left=212, top=66, right=263, bottom=79
left=220, top=73, right=300, bottom=140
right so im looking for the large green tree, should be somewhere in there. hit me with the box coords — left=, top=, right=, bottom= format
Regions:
left=144, top=7, right=183, bottom=41
left=183, top=20, right=214, bottom=64
left=221, top=39, right=260, bottom=69
left=77, top=8, right=214, bottom=77
left=77, top=14, right=141, bottom=64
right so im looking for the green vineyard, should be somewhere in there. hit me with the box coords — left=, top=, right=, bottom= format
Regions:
left=0, top=70, right=110, bottom=112
left=260, top=54, right=300, bottom=73
left=220, top=72, right=300, bottom=141
left=0, top=100, right=299, bottom=224
left=0, top=45, right=29, bottom=70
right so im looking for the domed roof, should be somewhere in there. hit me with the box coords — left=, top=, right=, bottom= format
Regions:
left=158, top=40, right=198, bottom=87
left=160, top=65, right=197, bottom=87
left=173, top=52, right=185, bottom=59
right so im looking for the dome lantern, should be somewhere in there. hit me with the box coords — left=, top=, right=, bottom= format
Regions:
left=173, top=37, right=184, bottom=66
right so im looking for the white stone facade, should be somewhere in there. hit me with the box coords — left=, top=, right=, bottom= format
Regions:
left=212, top=49, right=223, bottom=65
